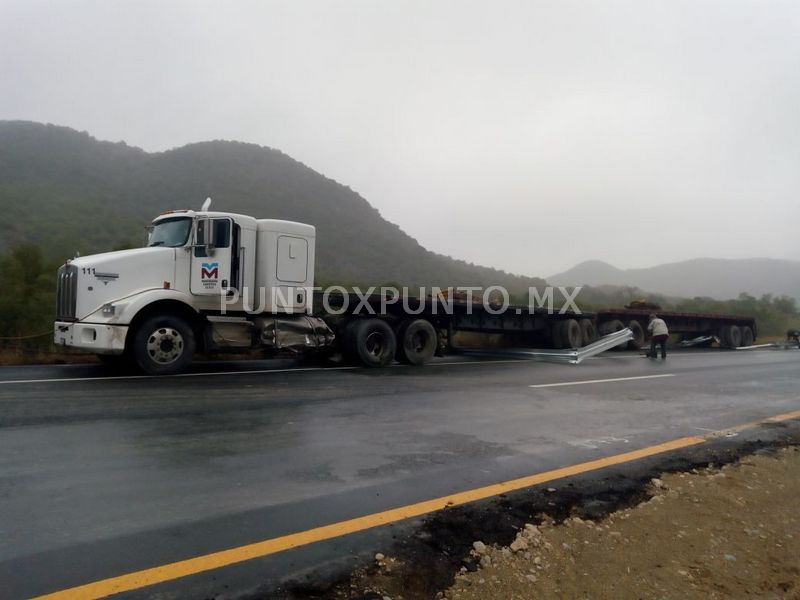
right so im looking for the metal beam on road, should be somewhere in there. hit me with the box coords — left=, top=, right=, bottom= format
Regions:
left=529, top=374, right=675, bottom=388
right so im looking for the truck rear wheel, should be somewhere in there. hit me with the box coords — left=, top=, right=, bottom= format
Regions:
left=132, top=314, right=196, bottom=375
left=627, top=320, right=645, bottom=350
left=396, top=319, right=437, bottom=365
left=720, top=324, right=742, bottom=348
left=740, top=325, right=754, bottom=347
left=347, top=318, right=396, bottom=368
left=579, top=319, right=596, bottom=346
left=557, top=319, right=582, bottom=349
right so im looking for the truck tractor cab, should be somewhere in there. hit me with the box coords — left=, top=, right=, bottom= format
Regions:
left=55, top=200, right=319, bottom=375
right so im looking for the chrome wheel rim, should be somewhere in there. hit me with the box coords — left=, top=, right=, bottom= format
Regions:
left=146, top=327, right=184, bottom=365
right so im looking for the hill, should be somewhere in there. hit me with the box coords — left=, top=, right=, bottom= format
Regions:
left=549, top=258, right=800, bottom=302
left=0, top=121, right=544, bottom=296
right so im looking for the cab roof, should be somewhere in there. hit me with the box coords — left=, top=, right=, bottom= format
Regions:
left=152, top=210, right=259, bottom=229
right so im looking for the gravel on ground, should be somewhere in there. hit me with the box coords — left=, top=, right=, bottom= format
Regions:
left=443, top=446, right=800, bottom=599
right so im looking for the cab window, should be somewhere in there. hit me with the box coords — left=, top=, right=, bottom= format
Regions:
left=195, top=219, right=231, bottom=257
left=147, top=217, right=192, bottom=248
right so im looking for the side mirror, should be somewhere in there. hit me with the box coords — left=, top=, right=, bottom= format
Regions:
left=196, top=217, right=216, bottom=256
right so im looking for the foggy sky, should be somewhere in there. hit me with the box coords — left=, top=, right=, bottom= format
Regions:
left=1, top=0, right=799, bottom=277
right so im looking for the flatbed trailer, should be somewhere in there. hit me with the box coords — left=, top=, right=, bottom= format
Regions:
left=314, top=290, right=597, bottom=356
left=596, top=308, right=757, bottom=349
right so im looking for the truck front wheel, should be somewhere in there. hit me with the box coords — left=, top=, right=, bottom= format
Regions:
left=132, top=315, right=196, bottom=375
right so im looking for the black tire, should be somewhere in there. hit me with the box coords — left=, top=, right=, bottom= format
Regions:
left=740, top=326, right=754, bottom=347
left=579, top=319, right=596, bottom=347
left=347, top=318, right=396, bottom=367
left=132, top=314, right=196, bottom=375
left=720, top=324, right=742, bottom=348
left=558, top=319, right=582, bottom=349
left=728, top=325, right=742, bottom=348
left=598, top=319, right=627, bottom=349
left=395, top=319, right=437, bottom=365
left=340, top=319, right=361, bottom=364
left=627, top=320, right=645, bottom=350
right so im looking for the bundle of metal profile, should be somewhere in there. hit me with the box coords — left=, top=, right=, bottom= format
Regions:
left=456, top=328, right=634, bottom=365
left=679, top=335, right=718, bottom=347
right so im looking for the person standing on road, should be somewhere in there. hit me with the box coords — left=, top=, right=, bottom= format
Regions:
left=788, top=329, right=800, bottom=348
left=647, top=314, right=669, bottom=359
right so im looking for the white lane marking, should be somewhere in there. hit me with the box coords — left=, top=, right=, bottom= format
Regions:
left=0, top=366, right=357, bottom=385
left=0, top=358, right=530, bottom=386
left=529, top=374, right=675, bottom=388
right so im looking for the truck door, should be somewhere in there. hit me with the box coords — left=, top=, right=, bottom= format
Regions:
left=191, top=217, right=234, bottom=295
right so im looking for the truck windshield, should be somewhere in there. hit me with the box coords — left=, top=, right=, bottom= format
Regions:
left=147, top=217, right=192, bottom=248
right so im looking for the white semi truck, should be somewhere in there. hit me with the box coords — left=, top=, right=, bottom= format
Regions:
left=54, top=202, right=342, bottom=375
left=54, top=202, right=755, bottom=375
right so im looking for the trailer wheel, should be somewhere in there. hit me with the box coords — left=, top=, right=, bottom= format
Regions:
left=627, top=320, right=645, bottom=350
left=132, top=314, right=196, bottom=375
left=396, top=319, right=437, bottom=365
left=579, top=319, right=596, bottom=346
left=740, top=326, right=754, bottom=347
left=720, top=324, right=742, bottom=348
left=730, top=325, right=742, bottom=348
left=598, top=319, right=627, bottom=349
left=348, top=318, right=396, bottom=368
left=557, top=319, right=582, bottom=349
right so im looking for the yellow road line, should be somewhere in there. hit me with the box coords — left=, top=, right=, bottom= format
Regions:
left=701, top=409, right=800, bottom=439
left=35, top=409, right=800, bottom=600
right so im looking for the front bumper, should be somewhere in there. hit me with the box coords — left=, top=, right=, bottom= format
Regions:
left=53, top=322, right=128, bottom=354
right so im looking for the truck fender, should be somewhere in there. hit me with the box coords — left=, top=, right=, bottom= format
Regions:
left=99, top=289, right=199, bottom=327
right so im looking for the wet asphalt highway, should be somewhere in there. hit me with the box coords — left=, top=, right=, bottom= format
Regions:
left=0, top=349, right=798, bottom=599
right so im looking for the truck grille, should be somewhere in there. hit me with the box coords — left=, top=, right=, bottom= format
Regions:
left=56, top=264, right=78, bottom=321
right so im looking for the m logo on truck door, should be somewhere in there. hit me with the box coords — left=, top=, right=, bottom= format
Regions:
left=190, top=218, right=232, bottom=296
left=201, top=262, right=219, bottom=280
